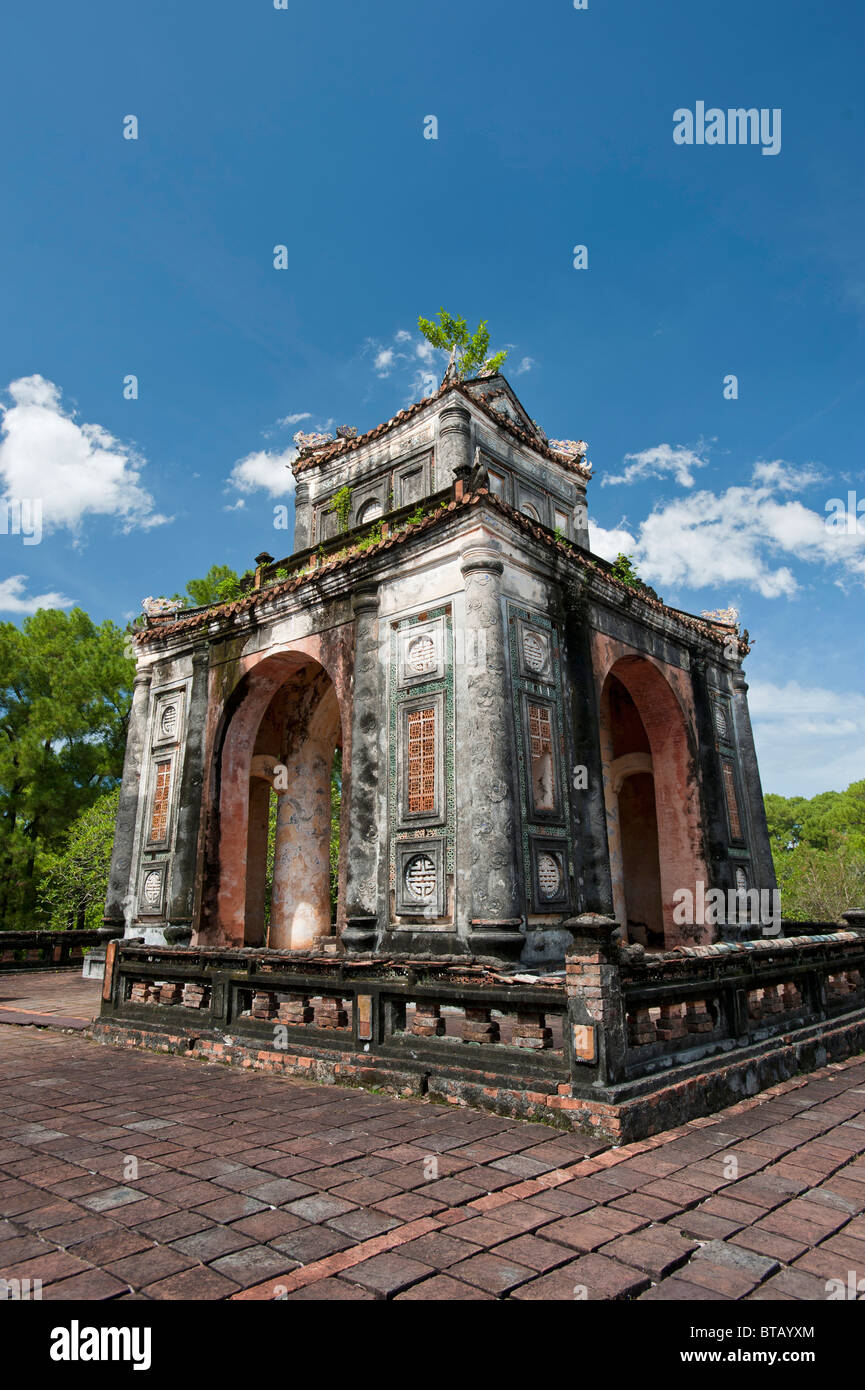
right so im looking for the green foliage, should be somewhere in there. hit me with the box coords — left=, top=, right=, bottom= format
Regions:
left=417, top=308, right=508, bottom=380
left=356, top=522, right=384, bottom=552
left=767, top=779, right=865, bottom=920
left=215, top=575, right=242, bottom=602
left=329, top=486, right=353, bottom=533
left=765, top=780, right=865, bottom=855
left=39, top=790, right=120, bottom=930
left=178, top=565, right=239, bottom=608
left=610, top=553, right=641, bottom=588
left=0, top=609, right=134, bottom=929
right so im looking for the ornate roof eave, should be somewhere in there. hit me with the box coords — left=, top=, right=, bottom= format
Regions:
left=135, top=490, right=744, bottom=657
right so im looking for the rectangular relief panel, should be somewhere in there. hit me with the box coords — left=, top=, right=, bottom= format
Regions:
left=389, top=606, right=455, bottom=924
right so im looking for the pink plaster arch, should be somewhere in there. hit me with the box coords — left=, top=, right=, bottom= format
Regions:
left=596, top=645, right=708, bottom=947
left=198, top=638, right=350, bottom=947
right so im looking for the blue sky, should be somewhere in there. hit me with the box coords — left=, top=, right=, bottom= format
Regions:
left=1, top=0, right=863, bottom=797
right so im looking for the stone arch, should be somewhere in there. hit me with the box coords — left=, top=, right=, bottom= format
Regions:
left=598, top=653, right=708, bottom=948
left=199, top=644, right=348, bottom=949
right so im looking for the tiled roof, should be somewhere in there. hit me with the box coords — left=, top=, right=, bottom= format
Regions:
left=292, top=378, right=592, bottom=481
left=135, top=489, right=745, bottom=654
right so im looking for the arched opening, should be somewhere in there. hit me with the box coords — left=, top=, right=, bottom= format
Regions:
left=599, top=657, right=707, bottom=949
left=204, top=651, right=346, bottom=950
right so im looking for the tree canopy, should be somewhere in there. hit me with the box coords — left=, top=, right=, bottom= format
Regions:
left=0, top=609, right=134, bottom=928
left=417, top=309, right=508, bottom=380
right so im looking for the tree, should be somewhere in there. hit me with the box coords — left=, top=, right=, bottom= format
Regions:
left=39, top=790, right=119, bottom=930
left=417, top=309, right=508, bottom=380
left=772, top=837, right=865, bottom=922
left=767, top=778, right=865, bottom=921
left=172, top=564, right=240, bottom=608
left=0, top=609, right=134, bottom=929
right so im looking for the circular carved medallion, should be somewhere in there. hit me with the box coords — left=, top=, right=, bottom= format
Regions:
left=405, top=854, right=436, bottom=900
left=537, top=853, right=562, bottom=899
left=142, top=870, right=162, bottom=907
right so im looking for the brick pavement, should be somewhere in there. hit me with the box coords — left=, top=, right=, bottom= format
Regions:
left=2, top=974, right=865, bottom=1301
left=0, top=970, right=101, bottom=1029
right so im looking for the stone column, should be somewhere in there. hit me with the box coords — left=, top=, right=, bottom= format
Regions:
left=460, top=545, right=523, bottom=957
left=560, top=593, right=615, bottom=919
left=437, top=402, right=472, bottom=484
left=104, top=668, right=152, bottom=932
left=167, top=647, right=210, bottom=928
left=269, top=745, right=333, bottom=951
left=342, top=585, right=381, bottom=951
left=244, top=776, right=271, bottom=947
left=689, top=656, right=731, bottom=897
left=731, top=671, right=777, bottom=893
left=293, top=480, right=312, bottom=551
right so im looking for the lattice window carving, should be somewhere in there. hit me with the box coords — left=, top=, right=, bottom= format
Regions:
left=150, top=761, right=172, bottom=841
left=407, top=708, right=436, bottom=814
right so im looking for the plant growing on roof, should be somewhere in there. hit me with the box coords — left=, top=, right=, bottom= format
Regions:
left=417, top=309, right=508, bottom=380
left=610, top=553, right=641, bottom=589
left=329, top=485, right=353, bottom=533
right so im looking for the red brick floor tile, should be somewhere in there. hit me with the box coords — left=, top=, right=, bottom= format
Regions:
left=638, top=1278, right=724, bottom=1300
left=533, top=1214, right=629, bottom=1254
left=283, top=1276, right=376, bottom=1300
left=105, top=1246, right=196, bottom=1288
left=42, top=1269, right=131, bottom=1299
left=598, top=1227, right=698, bottom=1279
left=270, top=1225, right=353, bottom=1264
left=208, top=1245, right=299, bottom=1287
left=372, top=1193, right=445, bottom=1221
left=510, top=1253, right=649, bottom=1301
left=490, top=1234, right=574, bottom=1273
left=394, top=1274, right=495, bottom=1300
left=339, top=1252, right=434, bottom=1298
left=445, top=1215, right=522, bottom=1246
left=447, top=1251, right=534, bottom=1295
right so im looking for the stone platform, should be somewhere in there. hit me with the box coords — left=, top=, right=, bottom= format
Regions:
left=1, top=977, right=865, bottom=1302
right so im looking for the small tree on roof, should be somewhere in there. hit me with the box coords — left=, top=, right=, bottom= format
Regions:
left=417, top=309, right=508, bottom=380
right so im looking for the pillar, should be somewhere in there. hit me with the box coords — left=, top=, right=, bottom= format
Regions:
left=269, top=744, right=333, bottom=950
left=437, top=403, right=472, bottom=484
left=460, top=545, right=523, bottom=956
left=293, top=480, right=312, bottom=551
left=731, top=671, right=777, bottom=894
left=342, top=585, right=381, bottom=951
left=560, top=596, right=615, bottom=920
left=244, top=777, right=271, bottom=946
left=167, top=647, right=210, bottom=926
left=104, top=668, right=152, bottom=932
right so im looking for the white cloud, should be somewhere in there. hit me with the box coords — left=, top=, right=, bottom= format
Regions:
left=602, top=442, right=709, bottom=489
left=228, top=448, right=297, bottom=499
left=0, top=375, right=170, bottom=536
left=416, top=339, right=438, bottom=365
left=588, top=521, right=637, bottom=562
left=0, top=574, right=73, bottom=613
left=276, top=411, right=311, bottom=427
left=597, top=460, right=865, bottom=598
left=395, top=330, right=413, bottom=344
left=748, top=679, right=865, bottom=796
left=374, top=348, right=395, bottom=376
left=514, top=356, right=535, bottom=375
